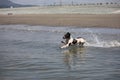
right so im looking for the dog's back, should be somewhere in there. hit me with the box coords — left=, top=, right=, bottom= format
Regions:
left=76, top=37, right=85, bottom=43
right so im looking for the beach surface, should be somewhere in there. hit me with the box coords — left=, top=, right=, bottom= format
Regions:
left=0, top=6, right=120, bottom=28
left=0, top=14, right=120, bottom=28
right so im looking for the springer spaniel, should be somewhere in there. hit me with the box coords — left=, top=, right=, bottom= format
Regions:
left=61, top=32, right=85, bottom=48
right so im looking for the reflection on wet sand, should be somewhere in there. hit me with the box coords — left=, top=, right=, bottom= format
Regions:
left=63, top=46, right=86, bottom=70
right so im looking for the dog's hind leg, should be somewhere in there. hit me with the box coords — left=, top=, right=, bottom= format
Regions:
left=79, top=42, right=85, bottom=47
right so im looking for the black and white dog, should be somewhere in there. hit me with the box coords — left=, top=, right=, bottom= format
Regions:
left=61, top=32, right=86, bottom=48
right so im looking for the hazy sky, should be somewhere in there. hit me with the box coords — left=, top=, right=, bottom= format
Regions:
left=10, top=0, right=120, bottom=5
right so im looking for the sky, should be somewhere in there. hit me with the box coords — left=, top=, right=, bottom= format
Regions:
left=10, top=0, right=120, bottom=5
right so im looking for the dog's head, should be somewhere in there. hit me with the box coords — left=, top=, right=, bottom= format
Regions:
left=63, top=32, right=71, bottom=39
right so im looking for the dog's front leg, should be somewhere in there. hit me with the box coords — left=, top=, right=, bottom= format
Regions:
left=61, top=41, right=65, bottom=44
left=61, top=43, right=69, bottom=48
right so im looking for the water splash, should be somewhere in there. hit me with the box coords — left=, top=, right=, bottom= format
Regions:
left=85, top=40, right=120, bottom=48
left=85, top=28, right=120, bottom=48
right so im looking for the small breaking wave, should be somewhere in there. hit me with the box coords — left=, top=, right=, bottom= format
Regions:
left=0, top=25, right=67, bottom=33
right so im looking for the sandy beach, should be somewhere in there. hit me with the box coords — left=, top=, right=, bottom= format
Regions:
left=0, top=14, right=120, bottom=28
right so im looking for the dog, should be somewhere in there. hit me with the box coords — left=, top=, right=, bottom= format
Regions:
left=61, top=32, right=86, bottom=48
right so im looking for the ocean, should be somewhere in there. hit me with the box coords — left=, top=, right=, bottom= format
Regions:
left=0, top=25, right=120, bottom=80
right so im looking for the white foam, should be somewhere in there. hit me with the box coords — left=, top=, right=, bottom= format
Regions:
left=85, top=40, right=120, bottom=48
left=112, top=10, right=120, bottom=14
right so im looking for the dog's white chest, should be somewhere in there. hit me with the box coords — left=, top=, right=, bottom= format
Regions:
left=68, top=38, right=74, bottom=43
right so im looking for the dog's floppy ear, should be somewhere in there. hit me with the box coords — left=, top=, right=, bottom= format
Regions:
left=65, top=32, right=71, bottom=38
left=63, top=32, right=71, bottom=39
left=66, top=32, right=71, bottom=36
left=67, top=32, right=70, bottom=34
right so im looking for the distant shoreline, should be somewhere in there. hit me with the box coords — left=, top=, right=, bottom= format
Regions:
left=0, top=14, right=120, bottom=28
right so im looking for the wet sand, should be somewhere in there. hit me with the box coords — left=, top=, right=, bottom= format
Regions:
left=0, top=14, right=120, bottom=28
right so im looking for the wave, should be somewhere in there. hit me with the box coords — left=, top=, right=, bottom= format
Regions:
left=0, top=25, right=67, bottom=33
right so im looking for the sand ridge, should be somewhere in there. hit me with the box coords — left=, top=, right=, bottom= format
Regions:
left=0, top=14, right=120, bottom=28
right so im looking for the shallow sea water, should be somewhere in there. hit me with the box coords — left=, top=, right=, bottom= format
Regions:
left=0, top=25, right=120, bottom=80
